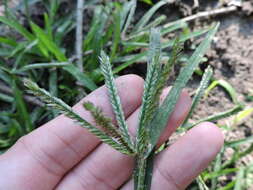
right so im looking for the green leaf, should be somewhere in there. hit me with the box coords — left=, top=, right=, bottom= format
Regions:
left=187, top=105, right=243, bottom=129
left=0, top=92, right=13, bottom=103
left=233, top=107, right=253, bottom=125
left=30, top=22, right=67, bottom=61
left=17, top=62, right=70, bottom=72
left=205, top=79, right=238, bottom=104
left=204, top=168, right=238, bottom=180
left=183, top=66, right=213, bottom=126
left=110, top=8, right=121, bottom=61
left=146, top=23, right=220, bottom=156
left=234, top=168, right=245, bottom=190
left=12, top=79, right=33, bottom=133
left=0, top=36, right=18, bottom=47
left=140, top=0, right=153, bottom=5
left=134, top=0, right=166, bottom=32
left=0, top=16, right=34, bottom=41
left=121, top=0, right=136, bottom=36
left=63, top=65, right=97, bottom=91
left=225, top=136, right=253, bottom=148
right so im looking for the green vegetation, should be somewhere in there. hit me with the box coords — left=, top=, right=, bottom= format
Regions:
left=0, top=0, right=252, bottom=189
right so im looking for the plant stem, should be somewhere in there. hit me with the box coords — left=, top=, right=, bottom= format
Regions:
left=76, top=0, right=84, bottom=72
left=163, top=6, right=237, bottom=28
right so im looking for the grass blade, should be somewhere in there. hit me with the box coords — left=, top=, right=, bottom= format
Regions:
left=0, top=16, right=34, bottom=41
left=133, top=0, right=166, bottom=32
left=12, top=79, right=33, bottom=133
left=17, top=62, right=70, bottom=72
left=187, top=105, right=243, bottom=129
left=63, top=64, right=97, bottom=91
left=30, top=22, right=67, bottom=62
left=183, top=66, right=213, bottom=126
left=121, top=0, right=136, bottom=37
left=205, top=79, right=238, bottom=104
left=234, top=168, right=245, bottom=190
left=146, top=23, right=220, bottom=156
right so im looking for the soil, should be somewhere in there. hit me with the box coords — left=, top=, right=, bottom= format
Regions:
left=123, top=0, right=253, bottom=181
left=125, top=0, right=253, bottom=131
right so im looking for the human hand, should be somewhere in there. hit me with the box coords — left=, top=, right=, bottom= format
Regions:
left=0, top=75, right=224, bottom=190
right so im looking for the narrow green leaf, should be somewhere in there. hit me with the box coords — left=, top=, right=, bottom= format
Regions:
left=234, top=168, right=245, bottom=190
left=183, top=66, right=213, bottom=126
left=134, top=0, right=166, bottom=32
left=121, top=0, right=136, bottom=36
left=0, top=93, right=13, bottom=103
left=17, top=62, right=70, bottom=72
left=0, top=36, right=18, bottom=47
left=0, top=16, right=34, bottom=41
left=63, top=65, right=97, bottom=91
left=205, top=79, right=238, bottom=104
left=110, top=8, right=121, bottom=61
left=161, top=20, right=187, bottom=35
left=146, top=23, right=220, bottom=156
left=217, top=181, right=236, bottom=190
left=132, top=15, right=166, bottom=35
left=204, top=168, right=238, bottom=180
left=187, top=105, right=243, bottom=129
left=12, top=79, right=33, bottom=133
left=30, top=22, right=67, bottom=61
left=225, top=136, right=253, bottom=148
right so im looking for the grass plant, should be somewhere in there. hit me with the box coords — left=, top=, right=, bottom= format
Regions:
left=24, top=23, right=238, bottom=190
left=0, top=1, right=252, bottom=189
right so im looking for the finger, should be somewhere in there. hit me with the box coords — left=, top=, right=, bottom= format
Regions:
left=122, top=122, right=224, bottom=190
left=56, top=89, right=191, bottom=190
left=0, top=75, right=144, bottom=190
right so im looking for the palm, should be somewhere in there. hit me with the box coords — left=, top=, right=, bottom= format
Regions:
left=0, top=75, right=223, bottom=190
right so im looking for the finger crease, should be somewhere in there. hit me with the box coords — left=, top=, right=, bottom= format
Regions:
left=80, top=166, right=116, bottom=190
left=19, top=137, right=64, bottom=177
left=48, top=127, right=83, bottom=161
left=156, top=164, right=182, bottom=190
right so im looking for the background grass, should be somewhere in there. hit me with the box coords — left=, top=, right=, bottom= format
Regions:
left=0, top=0, right=252, bottom=189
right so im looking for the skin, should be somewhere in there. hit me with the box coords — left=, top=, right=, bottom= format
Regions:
left=0, top=75, right=224, bottom=190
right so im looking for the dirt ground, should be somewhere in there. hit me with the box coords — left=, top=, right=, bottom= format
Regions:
left=125, top=0, right=253, bottom=134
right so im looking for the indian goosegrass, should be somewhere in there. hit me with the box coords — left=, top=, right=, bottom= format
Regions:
left=24, top=23, right=242, bottom=190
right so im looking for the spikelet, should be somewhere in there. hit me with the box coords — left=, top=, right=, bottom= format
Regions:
left=83, top=101, right=135, bottom=154
left=24, top=79, right=134, bottom=155
left=99, top=51, right=135, bottom=152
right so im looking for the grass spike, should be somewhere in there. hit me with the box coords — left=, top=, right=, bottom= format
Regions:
left=146, top=23, right=220, bottom=157
left=99, top=51, right=135, bottom=152
left=83, top=101, right=135, bottom=154
left=136, top=28, right=161, bottom=153
left=23, top=79, right=134, bottom=155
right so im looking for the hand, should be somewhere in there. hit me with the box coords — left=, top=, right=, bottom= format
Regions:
left=0, top=75, right=224, bottom=190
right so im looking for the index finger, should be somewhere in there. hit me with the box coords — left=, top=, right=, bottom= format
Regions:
left=0, top=74, right=144, bottom=190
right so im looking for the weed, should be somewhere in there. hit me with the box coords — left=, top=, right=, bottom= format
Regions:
left=24, top=23, right=241, bottom=190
